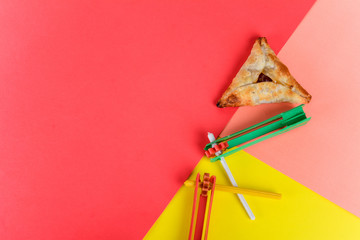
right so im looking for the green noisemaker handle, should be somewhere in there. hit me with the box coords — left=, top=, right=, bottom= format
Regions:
left=204, top=105, right=311, bottom=162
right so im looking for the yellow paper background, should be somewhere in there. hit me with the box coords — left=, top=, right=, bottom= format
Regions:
left=145, top=151, right=360, bottom=239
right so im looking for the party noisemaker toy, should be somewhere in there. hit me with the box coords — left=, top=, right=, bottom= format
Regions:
left=204, top=105, right=310, bottom=220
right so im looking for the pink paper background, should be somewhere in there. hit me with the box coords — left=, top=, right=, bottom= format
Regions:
left=221, top=0, right=360, bottom=217
left=0, top=1, right=315, bottom=239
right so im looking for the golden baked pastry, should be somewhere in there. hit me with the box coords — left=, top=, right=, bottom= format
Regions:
left=217, top=37, right=311, bottom=107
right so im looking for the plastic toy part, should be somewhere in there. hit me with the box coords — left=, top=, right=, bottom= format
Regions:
left=188, top=173, right=216, bottom=240
left=207, top=132, right=255, bottom=220
left=204, top=142, right=229, bottom=158
left=201, top=173, right=210, bottom=196
left=184, top=180, right=281, bottom=199
left=205, top=105, right=311, bottom=162
left=188, top=174, right=200, bottom=240
left=220, top=157, right=255, bottom=220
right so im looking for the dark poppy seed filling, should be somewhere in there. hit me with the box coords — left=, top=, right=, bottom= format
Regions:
left=257, top=73, right=273, bottom=83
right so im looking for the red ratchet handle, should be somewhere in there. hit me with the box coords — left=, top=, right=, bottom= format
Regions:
left=193, top=173, right=210, bottom=240
left=188, top=173, right=216, bottom=240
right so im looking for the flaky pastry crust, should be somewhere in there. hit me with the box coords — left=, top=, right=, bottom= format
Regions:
left=217, top=37, right=311, bottom=107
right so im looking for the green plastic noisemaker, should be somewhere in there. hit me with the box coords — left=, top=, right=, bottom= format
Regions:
left=204, top=105, right=311, bottom=162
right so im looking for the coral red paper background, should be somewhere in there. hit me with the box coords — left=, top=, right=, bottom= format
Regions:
left=0, top=1, right=314, bottom=239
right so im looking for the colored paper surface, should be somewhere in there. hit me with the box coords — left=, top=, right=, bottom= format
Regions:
left=0, top=1, right=316, bottom=239
left=145, top=151, right=360, bottom=239
left=220, top=0, right=360, bottom=217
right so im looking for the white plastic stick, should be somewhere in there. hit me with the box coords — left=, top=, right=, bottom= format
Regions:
left=219, top=157, right=255, bottom=220
left=207, top=132, right=255, bottom=220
